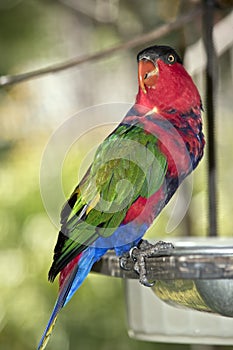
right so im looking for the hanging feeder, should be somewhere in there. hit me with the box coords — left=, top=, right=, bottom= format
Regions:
left=93, top=238, right=233, bottom=345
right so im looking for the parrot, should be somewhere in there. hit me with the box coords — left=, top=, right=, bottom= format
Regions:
left=37, top=45, right=205, bottom=350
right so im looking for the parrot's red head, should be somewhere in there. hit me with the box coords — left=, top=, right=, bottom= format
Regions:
left=136, top=45, right=201, bottom=114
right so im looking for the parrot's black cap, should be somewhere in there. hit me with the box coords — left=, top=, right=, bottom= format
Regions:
left=137, top=45, right=182, bottom=65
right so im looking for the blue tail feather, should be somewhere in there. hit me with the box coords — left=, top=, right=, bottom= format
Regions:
left=37, top=247, right=107, bottom=350
left=64, top=246, right=107, bottom=305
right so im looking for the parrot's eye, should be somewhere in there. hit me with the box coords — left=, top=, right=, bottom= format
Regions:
left=167, top=54, right=175, bottom=63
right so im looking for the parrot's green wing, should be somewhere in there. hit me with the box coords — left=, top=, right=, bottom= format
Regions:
left=48, top=123, right=167, bottom=281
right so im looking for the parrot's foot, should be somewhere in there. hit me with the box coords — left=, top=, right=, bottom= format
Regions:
left=131, top=240, right=174, bottom=287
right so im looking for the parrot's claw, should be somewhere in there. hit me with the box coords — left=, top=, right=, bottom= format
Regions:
left=130, top=240, right=174, bottom=287
left=119, top=252, right=133, bottom=271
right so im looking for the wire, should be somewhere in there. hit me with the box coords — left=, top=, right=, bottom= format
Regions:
left=202, top=0, right=218, bottom=236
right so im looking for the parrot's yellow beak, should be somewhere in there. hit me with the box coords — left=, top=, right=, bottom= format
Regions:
left=138, top=59, right=159, bottom=94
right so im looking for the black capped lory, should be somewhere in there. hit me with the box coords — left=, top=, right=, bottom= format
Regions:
left=37, top=45, right=205, bottom=349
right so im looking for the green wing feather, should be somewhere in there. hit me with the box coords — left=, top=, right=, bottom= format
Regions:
left=48, top=123, right=167, bottom=281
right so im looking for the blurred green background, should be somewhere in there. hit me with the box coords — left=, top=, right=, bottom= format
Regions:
left=0, top=0, right=232, bottom=349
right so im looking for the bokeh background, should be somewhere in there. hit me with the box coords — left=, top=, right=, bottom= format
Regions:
left=0, top=0, right=232, bottom=349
